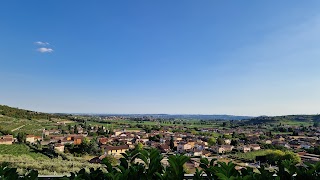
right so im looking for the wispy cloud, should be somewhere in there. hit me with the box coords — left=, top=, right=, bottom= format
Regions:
left=34, top=41, right=54, bottom=53
left=37, top=47, right=54, bottom=53
left=34, top=41, right=50, bottom=46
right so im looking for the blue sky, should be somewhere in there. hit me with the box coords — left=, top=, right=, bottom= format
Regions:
left=1, top=1, right=320, bottom=116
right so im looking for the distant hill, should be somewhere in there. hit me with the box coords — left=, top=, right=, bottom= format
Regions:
left=0, top=104, right=72, bottom=120
left=0, top=104, right=251, bottom=121
left=243, top=114, right=320, bottom=125
left=2, top=104, right=319, bottom=123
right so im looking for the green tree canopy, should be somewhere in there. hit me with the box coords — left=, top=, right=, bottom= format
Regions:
left=208, top=137, right=216, bottom=146
left=17, top=132, right=26, bottom=143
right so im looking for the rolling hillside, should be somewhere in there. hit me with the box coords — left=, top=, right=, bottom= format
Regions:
left=243, top=114, right=320, bottom=126
left=0, top=104, right=73, bottom=135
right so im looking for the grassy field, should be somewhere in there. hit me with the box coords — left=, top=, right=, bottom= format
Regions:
left=280, top=120, right=313, bottom=126
left=232, top=150, right=270, bottom=161
left=96, top=119, right=223, bottom=129
left=0, top=144, right=48, bottom=159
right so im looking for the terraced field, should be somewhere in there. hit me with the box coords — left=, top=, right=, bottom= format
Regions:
left=0, top=116, right=74, bottom=135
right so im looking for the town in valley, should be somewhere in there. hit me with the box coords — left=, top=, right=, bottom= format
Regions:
left=0, top=105, right=319, bottom=175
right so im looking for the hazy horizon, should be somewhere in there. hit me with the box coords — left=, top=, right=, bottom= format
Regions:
left=3, top=103, right=319, bottom=117
left=1, top=1, right=320, bottom=116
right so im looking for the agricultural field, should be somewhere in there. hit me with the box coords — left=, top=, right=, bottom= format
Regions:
left=0, top=116, right=76, bottom=136
left=96, top=119, right=224, bottom=128
left=0, top=144, right=48, bottom=159
left=232, top=150, right=270, bottom=161
left=280, top=120, right=313, bottom=126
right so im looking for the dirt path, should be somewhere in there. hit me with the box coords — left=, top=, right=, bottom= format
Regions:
left=11, top=125, right=26, bottom=132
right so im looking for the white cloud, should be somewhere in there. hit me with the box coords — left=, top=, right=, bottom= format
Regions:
left=34, top=41, right=50, bottom=46
left=37, top=47, right=54, bottom=53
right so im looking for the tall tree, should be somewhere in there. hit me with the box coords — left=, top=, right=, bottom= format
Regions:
left=170, top=136, right=175, bottom=149
left=17, top=132, right=26, bottom=143
left=208, top=137, right=216, bottom=146
left=74, top=125, right=78, bottom=134
left=217, top=138, right=225, bottom=145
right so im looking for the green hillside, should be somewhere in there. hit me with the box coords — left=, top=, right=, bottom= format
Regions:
left=0, top=104, right=72, bottom=120
left=0, top=104, right=74, bottom=136
left=244, top=114, right=320, bottom=126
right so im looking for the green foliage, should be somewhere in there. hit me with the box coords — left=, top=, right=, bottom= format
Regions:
left=169, top=136, right=174, bottom=149
left=230, top=139, right=238, bottom=146
left=0, top=144, right=46, bottom=159
left=0, top=153, right=102, bottom=175
left=135, top=142, right=143, bottom=151
left=1, top=149, right=320, bottom=179
left=207, top=137, right=216, bottom=146
left=234, top=149, right=301, bottom=165
left=17, top=132, right=26, bottom=143
left=306, top=146, right=320, bottom=155
left=217, top=138, right=225, bottom=145
left=199, top=158, right=246, bottom=180
left=162, top=154, right=190, bottom=180
left=265, top=150, right=301, bottom=165
left=233, top=150, right=271, bottom=161
left=66, top=138, right=101, bottom=155
left=223, top=134, right=232, bottom=139
left=0, top=162, right=38, bottom=180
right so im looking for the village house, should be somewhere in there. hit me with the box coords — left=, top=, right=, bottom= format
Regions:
left=76, top=126, right=84, bottom=134
left=44, top=129, right=61, bottom=136
left=264, top=140, right=272, bottom=144
left=300, top=143, right=311, bottom=149
left=137, top=138, right=149, bottom=145
left=275, top=135, right=285, bottom=141
left=0, top=135, right=13, bottom=145
left=250, top=144, right=261, bottom=151
left=54, top=143, right=65, bottom=152
left=202, top=150, right=211, bottom=157
left=193, top=149, right=202, bottom=156
left=177, top=142, right=192, bottom=153
left=224, top=139, right=231, bottom=145
left=187, top=140, right=196, bottom=148
left=213, top=145, right=234, bottom=154
left=114, top=130, right=124, bottom=136
left=58, top=139, right=74, bottom=145
left=26, top=135, right=35, bottom=143
left=24, top=135, right=41, bottom=144
left=66, top=135, right=84, bottom=145
left=102, top=145, right=129, bottom=156
left=98, top=137, right=108, bottom=145
left=193, top=143, right=206, bottom=151
left=238, top=145, right=251, bottom=153
left=50, top=135, right=65, bottom=143
left=158, top=144, right=170, bottom=153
